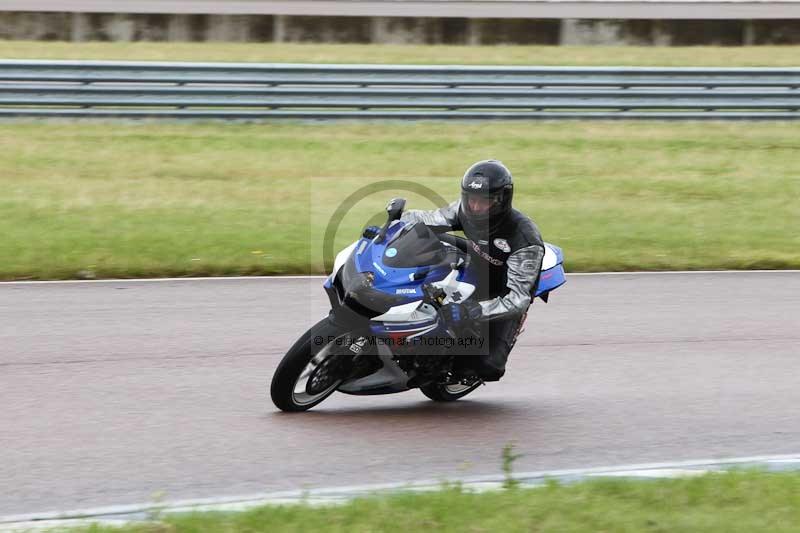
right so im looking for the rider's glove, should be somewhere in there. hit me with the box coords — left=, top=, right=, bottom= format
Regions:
left=362, top=225, right=381, bottom=239
left=438, top=300, right=482, bottom=333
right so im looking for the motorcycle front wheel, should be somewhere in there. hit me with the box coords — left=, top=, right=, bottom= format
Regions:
left=270, top=318, right=352, bottom=412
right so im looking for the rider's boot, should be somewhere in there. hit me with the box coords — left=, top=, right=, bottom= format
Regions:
left=473, top=352, right=507, bottom=381
left=472, top=317, right=523, bottom=381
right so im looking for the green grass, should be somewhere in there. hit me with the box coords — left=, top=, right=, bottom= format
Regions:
left=2, top=40, right=800, bottom=66
left=76, top=470, right=800, bottom=532
left=1, top=121, right=798, bottom=280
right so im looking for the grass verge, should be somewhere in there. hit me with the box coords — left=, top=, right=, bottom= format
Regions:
left=1, top=121, right=798, bottom=280
left=78, top=470, right=800, bottom=532
left=1, top=41, right=800, bottom=66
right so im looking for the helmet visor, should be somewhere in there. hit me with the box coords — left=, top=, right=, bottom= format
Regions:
left=462, top=191, right=502, bottom=218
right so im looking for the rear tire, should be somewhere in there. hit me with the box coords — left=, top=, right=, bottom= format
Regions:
left=420, top=381, right=481, bottom=402
left=270, top=318, right=351, bottom=412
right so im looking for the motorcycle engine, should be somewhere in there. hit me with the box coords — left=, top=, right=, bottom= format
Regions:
left=393, top=347, right=452, bottom=379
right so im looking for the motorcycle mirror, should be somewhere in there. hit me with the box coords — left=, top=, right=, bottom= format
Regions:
left=385, top=198, right=406, bottom=222
left=375, top=197, right=406, bottom=243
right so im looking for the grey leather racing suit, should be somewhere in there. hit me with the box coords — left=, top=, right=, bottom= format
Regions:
left=401, top=200, right=545, bottom=322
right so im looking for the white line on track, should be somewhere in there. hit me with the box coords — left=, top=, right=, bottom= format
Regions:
left=1, top=270, right=798, bottom=285
left=1, top=453, right=798, bottom=529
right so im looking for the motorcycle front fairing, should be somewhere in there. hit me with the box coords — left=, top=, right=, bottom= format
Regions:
left=324, top=221, right=454, bottom=319
left=323, top=221, right=470, bottom=394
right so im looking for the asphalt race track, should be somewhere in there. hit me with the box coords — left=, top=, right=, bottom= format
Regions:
left=1, top=272, right=799, bottom=516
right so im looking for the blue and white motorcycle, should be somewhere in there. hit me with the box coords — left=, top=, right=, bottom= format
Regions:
left=270, top=198, right=565, bottom=412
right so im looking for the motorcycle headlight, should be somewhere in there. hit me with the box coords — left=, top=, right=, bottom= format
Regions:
left=341, top=261, right=406, bottom=315
left=363, top=271, right=375, bottom=286
left=342, top=256, right=373, bottom=292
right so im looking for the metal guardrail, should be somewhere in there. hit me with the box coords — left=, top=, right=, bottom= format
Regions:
left=2, top=60, right=800, bottom=120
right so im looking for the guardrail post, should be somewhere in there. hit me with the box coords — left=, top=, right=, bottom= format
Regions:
left=274, top=15, right=287, bottom=42
left=743, top=20, right=756, bottom=45
left=167, top=15, right=193, bottom=42
left=560, top=20, right=624, bottom=45
left=71, top=13, right=91, bottom=42
left=207, top=15, right=249, bottom=42
left=651, top=21, right=672, bottom=46
left=107, top=14, right=135, bottom=41
left=466, top=19, right=481, bottom=45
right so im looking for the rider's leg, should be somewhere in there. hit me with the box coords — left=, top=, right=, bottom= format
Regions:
left=474, top=309, right=529, bottom=381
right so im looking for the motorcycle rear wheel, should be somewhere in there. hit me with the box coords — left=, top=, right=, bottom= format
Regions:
left=270, top=318, right=351, bottom=412
left=420, top=381, right=481, bottom=402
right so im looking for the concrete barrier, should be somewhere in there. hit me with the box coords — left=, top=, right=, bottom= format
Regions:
left=0, top=3, right=799, bottom=45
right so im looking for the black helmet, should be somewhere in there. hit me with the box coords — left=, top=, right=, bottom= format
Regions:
left=459, top=160, right=514, bottom=235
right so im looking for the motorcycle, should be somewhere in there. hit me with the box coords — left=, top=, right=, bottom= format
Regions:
left=270, top=198, right=565, bottom=412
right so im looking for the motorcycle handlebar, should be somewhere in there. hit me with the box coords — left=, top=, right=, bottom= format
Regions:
left=437, top=232, right=469, bottom=254
left=422, top=284, right=450, bottom=311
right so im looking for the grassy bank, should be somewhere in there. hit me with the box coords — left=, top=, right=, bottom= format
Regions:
left=1, top=121, right=798, bottom=280
left=2, top=41, right=800, bottom=66
left=79, top=470, right=800, bottom=532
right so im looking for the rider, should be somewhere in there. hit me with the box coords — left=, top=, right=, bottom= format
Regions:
left=400, top=160, right=545, bottom=381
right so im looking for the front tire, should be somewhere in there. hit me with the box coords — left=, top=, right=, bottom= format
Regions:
left=420, top=381, right=481, bottom=402
left=270, top=318, right=351, bottom=412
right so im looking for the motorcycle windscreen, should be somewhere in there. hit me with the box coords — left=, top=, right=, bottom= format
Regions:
left=382, top=222, right=447, bottom=269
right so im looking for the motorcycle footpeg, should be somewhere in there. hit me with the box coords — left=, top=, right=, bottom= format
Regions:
left=448, top=365, right=483, bottom=385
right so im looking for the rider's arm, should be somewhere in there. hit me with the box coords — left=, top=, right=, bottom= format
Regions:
left=476, top=244, right=545, bottom=322
left=400, top=200, right=462, bottom=232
